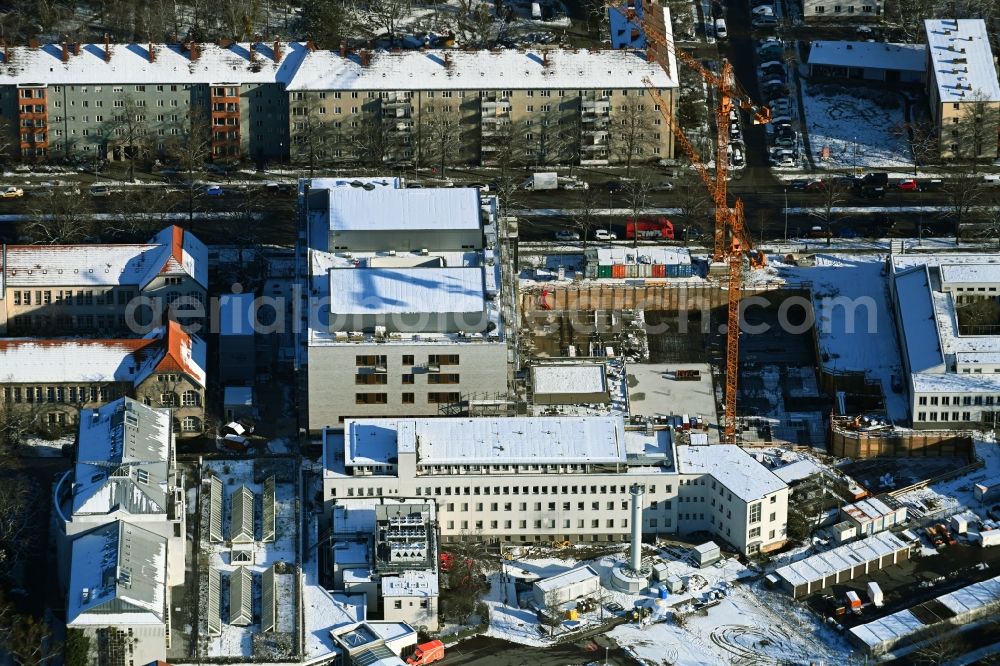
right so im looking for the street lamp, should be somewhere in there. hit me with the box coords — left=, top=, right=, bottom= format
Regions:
left=783, top=188, right=788, bottom=242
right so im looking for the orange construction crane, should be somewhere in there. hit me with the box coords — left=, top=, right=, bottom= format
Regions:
left=635, top=0, right=768, bottom=442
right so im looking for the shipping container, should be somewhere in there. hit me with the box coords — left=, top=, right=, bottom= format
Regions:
left=626, top=217, right=675, bottom=240
left=950, top=515, right=969, bottom=535
left=598, top=265, right=612, bottom=279
left=652, top=264, right=666, bottom=277
left=845, top=591, right=862, bottom=609
left=626, top=263, right=639, bottom=278
left=611, top=264, right=626, bottom=279
left=637, top=263, right=651, bottom=277
left=677, top=264, right=694, bottom=277
left=980, top=528, right=1000, bottom=547
left=666, top=264, right=679, bottom=278
left=867, top=582, right=884, bottom=607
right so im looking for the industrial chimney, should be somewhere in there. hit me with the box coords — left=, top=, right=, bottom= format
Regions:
left=273, top=40, right=282, bottom=63
left=629, top=484, right=644, bottom=572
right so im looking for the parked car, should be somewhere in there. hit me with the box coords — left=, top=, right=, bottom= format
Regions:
left=555, top=230, right=581, bottom=241
left=833, top=175, right=859, bottom=188
left=205, top=185, right=226, bottom=196
left=751, top=4, right=775, bottom=15
left=790, top=179, right=809, bottom=190
left=808, top=226, right=829, bottom=239
left=860, top=186, right=886, bottom=199
left=606, top=181, right=625, bottom=194
left=770, top=151, right=796, bottom=167
left=752, top=14, right=778, bottom=27
left=88, top=185, right=113, bottom=197
left=731, top=145, right=745, bottom=167
left=769, top=100, right=792, bottom=116
left=1, top=186, right=24, bottom=198
left=897, top=178, right=920, bottom=191
left=715, top=18, right=728, bottom=39
left=652, top=180, right=675, bottom=191
left=805, top=179, right=828, bottom=192
left=729, top=124, right=742, bottom=141
left=774, top=134, right=797, bottom=149
left=264, top=182, right=294, bottom=195
left=594, top=229, right=617, bottom=241
left=468, top=182, right=490, bottom=192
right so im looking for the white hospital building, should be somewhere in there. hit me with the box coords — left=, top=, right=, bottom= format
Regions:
left=323, top=415, right=789, bottom=557
left=890, top=254, right=1000, bottom=428
left=299, top=178, right=511, bottom=433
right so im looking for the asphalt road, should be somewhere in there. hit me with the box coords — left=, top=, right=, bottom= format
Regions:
left=441, top=634, right=633, bottom=666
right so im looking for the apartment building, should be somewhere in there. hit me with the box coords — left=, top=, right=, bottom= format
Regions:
left=890, top=254, right=1000, bottom=428
left=300, top=178, right=511, bottom=432
left=0, top=40, right=304, bottom=161
left=924, top=19, right=1000, bottom=161
left=323, top=416, right=789, bottom=557
left=0, top=225, right=207, bottom=336
left=0, top=321, right=207, bottom=434
left=803, top=0, right=882, bottom=22
left=284, top=46, right=677, bottom=166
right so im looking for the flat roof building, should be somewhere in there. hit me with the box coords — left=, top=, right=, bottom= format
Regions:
left=531, top=364, right=610, bottom=405
left=300, top=179, right=510, bottom=431
left=924, top=19, right=1000, bottom=160
left=774, top=532, right=910, bottom=598
left=890, top=254, right=1000, bottom=428
left=324, top=415, right=789, bottom=557
left=807, top=41, right=926, bottom=83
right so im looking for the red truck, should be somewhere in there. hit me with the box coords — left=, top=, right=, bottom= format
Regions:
left=625, top=217, right=675, bottom=240
left=406, top=640, right=445, bottom=666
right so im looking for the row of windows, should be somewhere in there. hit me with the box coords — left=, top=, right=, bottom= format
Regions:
left=918, top=394, right=998, bottom=406
left=10, top=314, right=125, bottom=330
left=812, top=4, right=876, bottom=12
left=444, top=499, right=671, bottom=513
left=355, top=354, right=459, bottom=366
left=51, top=84, right=187, bottom=93
left=295, top=89, right=653, bottom=101
left=447, top=517, right=634, bottom=530
left=355, top=373, right=460, bottom=385
left=2, top=385, right=118, bottom=404
left=11, top=288, right=135, bottom=307
left=917, top=411, right=973, bottom=422
left=355, top=392, right=460, bottom=404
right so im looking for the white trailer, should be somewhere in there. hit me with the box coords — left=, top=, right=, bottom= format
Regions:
left=867, top=582, right=884, bottom=607
left=524, top=172, right=558, bottom=191
left=980, top=529, right=1000, bottom=547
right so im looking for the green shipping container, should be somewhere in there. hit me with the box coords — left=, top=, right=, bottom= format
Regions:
left=598, top=265, right=612, bottom=278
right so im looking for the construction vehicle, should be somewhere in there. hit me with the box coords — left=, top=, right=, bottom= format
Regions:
left=936, top=523, right=957, bottom=546
left=633, top=0, right=770, bottom=442
left=406, top=640, right=445, bottom=666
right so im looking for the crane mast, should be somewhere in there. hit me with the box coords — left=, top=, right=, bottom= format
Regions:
left=634, top=0, right=769, bottom=442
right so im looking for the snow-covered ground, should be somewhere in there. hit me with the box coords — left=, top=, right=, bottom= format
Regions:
left=754, top=254, right=909, bottom=423
left=483, top=545, right=853, bottom=664
left=19, top=434, right=71, bottom=457
left=801, top=83, right=912, bottom=170
left=199, top=460, right=298, bottom=659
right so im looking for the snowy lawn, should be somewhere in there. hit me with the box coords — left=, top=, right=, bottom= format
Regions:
left=20, top=435, right=71, bottom=457
left=801, top=83, right=913, bottom=170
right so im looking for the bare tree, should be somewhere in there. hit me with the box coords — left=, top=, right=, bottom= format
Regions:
left=366, top=0, right=412, bottom=44
left=810, top=181, right=849, bottom=246
left=885, top=0, right=937, bottom=42
left=423, top=109, right=463, bottom=178
left=166, top=108, right=211, bottom=227
left=0, top=477, right=39, bottom=574
left=952, top=91, right=1000, bottom=172
left=299, top=0, right=352, bottom=47
left=103, top=94, right=150, bottom=182
left=672, top=173, right=712, bottom=243
left=913, top=623, right=964, bottom=665
left=624, top=174, right=654, bottom=248
left=611, top=98, right=656, bottom=178
left=6, top=614, right=59, bottom=666
left=292, top=109, right=342, bottom=176
left=575, top=185, right=606, bottom=248
left=220, top=0, right=263, bottom=39
left=106, top=186, right=173, bottom=241
left=351, top=118, right=392, bottom=168
left=24, top=192, right=96, bottom=244
left=943, top=170, right=988, bottom=243
left=0, top=117, right=15, bottom=168
left=457, top=1, right=496, bottom=48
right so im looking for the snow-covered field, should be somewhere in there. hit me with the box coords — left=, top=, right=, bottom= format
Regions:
left=802, top=83, right=913, bottom=170
left=198, top=460, right=298, bottom=659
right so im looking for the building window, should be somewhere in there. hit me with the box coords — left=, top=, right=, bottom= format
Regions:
left=355, top=373, right=388, bottom=385
left=356, top=355, right=387, bottom=367
left=181, top=390, right=200, bottom=407
left=356, top=393, right=388, bottom=404
left=428, top=354, right=459, bottom=365
left=402, top=393, right=415, bottom=404
left=160, top=393, right=178, bottom=407
left=427, top=373, right=460, bottom=384
left=428, top=392, right=461, bottom=404
left=402, top=374, right=414, bottom=384
left=181, top=416, right=201, bottom=432
left=749, top=502, right=761, bottom=524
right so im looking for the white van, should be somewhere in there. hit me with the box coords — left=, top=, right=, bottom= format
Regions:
left=715, top=18, right=728, bottom=39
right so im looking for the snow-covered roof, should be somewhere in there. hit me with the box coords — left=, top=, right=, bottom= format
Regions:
left=67, top=520, right=167, bottom=626
left=531, top=364, right=608, bottom=396
left=939, top=263, right=1000, bottom=285
left=0, top=321, right=206, bottom=386
left=911, top=371, right=1000, bottom=393
left=676, top=445, right=786, bottom=502
left=807, top=41, right=926, bottom=73
left=849, top=574, right=1000, bottom=648
left=894, top=266, right=945, bottom=373
left=842, top=497, right=899, bottom=524
left=936, top=573, right=1000, bottom=615
left=534, top=565, right=600, bottom=592
left=2, top=225, right=207, bottom=289
left=218, top=293, right=257, bottom=336
left=0, top=41, right=307, bottom=85
left=849, top=609, right=925, bottom=648
left=381, top=570, right=439, bottom=597
left=72, top=398, right=172, bottom=516
left=772, top=459, right=822, bottom=484
left=593, top=246, right=691, bottom=266
left=344, top=416, right=628, bottom=467
left=775, top=532, right=908, bottom=588
left=924, top=19, right=1000, bottom=104
left=286, top=48, right=677, bottom=91
left=329, top=266, right=485, bottom=317
left=327, top=187, right=481, bottom=233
